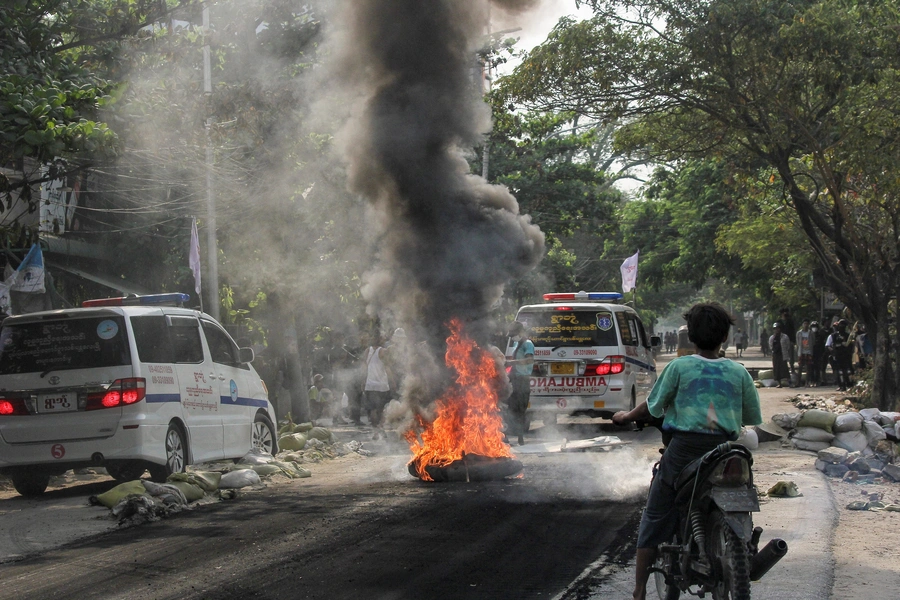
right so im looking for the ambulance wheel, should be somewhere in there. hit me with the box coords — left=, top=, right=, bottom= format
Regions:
left=149, top=423, right=187, bottom=482
left=252, top=414, right=278, bottom=455
left=11, top=470, right=50, bottom=497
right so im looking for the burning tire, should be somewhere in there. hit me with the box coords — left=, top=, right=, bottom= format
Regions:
left=408, top=454, right=523, bottom=482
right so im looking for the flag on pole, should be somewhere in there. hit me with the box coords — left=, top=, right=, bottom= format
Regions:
left=189, top=218, right=202, bottom=296
left=12, top=243, right=45, bottom=293
left=620, top=250, right=639, bottom=293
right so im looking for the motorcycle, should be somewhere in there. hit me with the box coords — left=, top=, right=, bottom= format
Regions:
left=638, top=419, right=788, bottom=600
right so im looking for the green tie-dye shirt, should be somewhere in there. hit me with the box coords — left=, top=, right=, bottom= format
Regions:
left=647, top=355, right=762, bottom=439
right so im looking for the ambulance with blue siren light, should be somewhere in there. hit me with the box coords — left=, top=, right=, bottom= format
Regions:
left=507, top=291, right=660, bottom=424
left=0, top=293, right=277, bottom=496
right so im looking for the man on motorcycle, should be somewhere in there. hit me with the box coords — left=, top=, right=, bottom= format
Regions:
left=613, top=303, right=762, bottom=600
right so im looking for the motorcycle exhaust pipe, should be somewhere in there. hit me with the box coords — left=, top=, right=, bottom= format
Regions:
left=750, top=538, right=788, bottom=581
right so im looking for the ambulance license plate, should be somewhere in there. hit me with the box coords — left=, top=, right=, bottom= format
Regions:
left=550, top=363, right=575, bottom=375
left=38, top=393, right=77, bottom=413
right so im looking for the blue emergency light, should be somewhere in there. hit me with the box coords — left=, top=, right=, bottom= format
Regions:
left=82, top=293, right=191, bottom=308
left=543, top=291, right=624, bottom=302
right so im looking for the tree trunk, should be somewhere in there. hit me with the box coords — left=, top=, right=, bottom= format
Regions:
left=871, top=307, right=893, bottom=411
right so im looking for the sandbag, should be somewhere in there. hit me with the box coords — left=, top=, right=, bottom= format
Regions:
left=141, top=480, right=188, bottom=505
left=251, top=464, right=284, bottom=477
left=797, top=409, right=837, bottom=433
left=165, top=480, right=205, bottom=502
left=219, top=468, right=262, bottom=489
left=278, top=433, right=308, bottom=451
left=92, top=480, right=149, bottom=509
left=270, top=460, right=312, bottom=478
left=862, top=420, right=887, bottom=445
left=859, top=408, right=881, bottom=421
left=792, top=427, right=835, bottom=443
left=293, top=422, right=314, bottom=433
left=876, top=412, right=900, bottom=427
left=736, top=427, right=759, bottom=450
left=772, top=413, right=802, bottom=430
left=757, top=369, right=774, bottom=380
left=306, top=427, right=334, bottom=443
left=238, top=448, right=275, bottom=465
left=833, top=430, right=869, bottom=453
left=792, top=439, right=831, bottom=452
left=167, top=471, right=221, bottom=493
left=833, top=412, right=864, bottom=433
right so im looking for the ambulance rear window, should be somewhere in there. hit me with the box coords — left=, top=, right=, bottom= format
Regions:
left=0, top=316, right=131, bottom=374
left=517, top=309, right=619, bottom=347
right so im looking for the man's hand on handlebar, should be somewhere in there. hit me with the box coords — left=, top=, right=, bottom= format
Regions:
left=612, top=401, right=652, bottom=427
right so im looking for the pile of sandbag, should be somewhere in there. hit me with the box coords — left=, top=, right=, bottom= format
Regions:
left=769, top=406, right=900, bottom=481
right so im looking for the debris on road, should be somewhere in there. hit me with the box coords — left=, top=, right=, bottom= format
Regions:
left=760, top=394, right=900, bottom=514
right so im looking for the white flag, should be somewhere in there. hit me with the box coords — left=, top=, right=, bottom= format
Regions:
left=12, top=243, right=45, bottom=293
left=620, top=250, right=639, bottom=293
left=189, top=218, right=202, bottom=295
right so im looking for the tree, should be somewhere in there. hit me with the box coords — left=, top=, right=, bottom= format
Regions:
left=502, top=0, right=900, bottom=409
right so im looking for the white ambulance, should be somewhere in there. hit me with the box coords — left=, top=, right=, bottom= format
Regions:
left=508, top=292, right=659, bottom=423
left=0, top=293, right=277, bottom=496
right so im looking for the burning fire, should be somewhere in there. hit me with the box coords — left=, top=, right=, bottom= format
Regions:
left=405, top=319, right=513, bottom=481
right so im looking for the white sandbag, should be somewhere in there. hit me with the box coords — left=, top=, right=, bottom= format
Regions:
left=772, top=413, right=802, bottom=430
left=792, top=439, right=831, bottom=452
left=736, top=427, right=759, bottom=450
left=833, top=430, right=869, bottom=453
left=219, top=468, right=262, bottom=489
left=875, top=412, right=900, bottom=427
left=238, top=448, right=275, bottom=465
left=859, top=408, right=881, bottom=421
left=792, top=427, right=835, bottom=443
left=833, top=412, right=864, bottom=433
left=860, top=420, right=887, bottom=446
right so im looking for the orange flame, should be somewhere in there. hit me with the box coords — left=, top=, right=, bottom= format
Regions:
left=405, top=319, right=513, bottom=481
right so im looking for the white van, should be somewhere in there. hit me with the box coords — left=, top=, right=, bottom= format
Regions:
left=0, top=293, right=277, bottom=496
left=508, top=292, right=659, bottom=423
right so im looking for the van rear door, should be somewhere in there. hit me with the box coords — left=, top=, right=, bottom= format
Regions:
left=0, top=314, right=132, bottom=443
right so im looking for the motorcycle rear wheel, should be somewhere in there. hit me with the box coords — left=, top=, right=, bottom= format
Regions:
left=707, top=510, right=752, bottom=600
left=653, top=549, right=681, bottom=600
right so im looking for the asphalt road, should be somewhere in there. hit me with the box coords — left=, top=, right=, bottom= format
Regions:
left=0, top=424, right=656, bottom=600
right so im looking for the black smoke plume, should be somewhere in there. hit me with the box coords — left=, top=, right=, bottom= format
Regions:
left=335, top=0, right=545, bottom=409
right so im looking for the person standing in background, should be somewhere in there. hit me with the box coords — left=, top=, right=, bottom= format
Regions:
left=769, top=323, right=791, bottom=388
left=779, top=308, right=797, bottom=374
left=795, top=320, right=814, bottom=387
left=760, top=326, right=770, bottom=357
left=505, top=321, right=534, bottom=447
left=363, top=334, right=391, bottom=438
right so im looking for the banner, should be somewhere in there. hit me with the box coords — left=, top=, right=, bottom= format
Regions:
left=12, top=243, right=45, bottom=293
left=190, top=218, right=202, bottom=295
left=620, top=250, right=639, bottom=293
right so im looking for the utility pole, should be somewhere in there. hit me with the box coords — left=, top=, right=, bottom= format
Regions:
left=202, top=3, right=220, bottom=320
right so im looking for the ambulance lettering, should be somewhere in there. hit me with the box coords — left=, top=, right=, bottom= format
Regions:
left=530, top=376, right=607, bottom=395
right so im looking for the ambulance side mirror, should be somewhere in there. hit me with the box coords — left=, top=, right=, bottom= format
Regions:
left=650, top=336, right=662, bottom=348
left=238, top=347, right=255, bottom=364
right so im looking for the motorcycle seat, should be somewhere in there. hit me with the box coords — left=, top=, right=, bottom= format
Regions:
left=673, top=442, right=753, bottom=492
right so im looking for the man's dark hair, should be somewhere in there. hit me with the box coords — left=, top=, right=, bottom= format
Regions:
left=683, top=303, right=735, bottom=351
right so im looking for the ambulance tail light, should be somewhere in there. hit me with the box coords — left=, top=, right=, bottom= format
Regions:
left=86, top=378, right=146, bottom=411
left=593, top=356, right=626, bottom=376
left=0, top=397, right=30, bottom=416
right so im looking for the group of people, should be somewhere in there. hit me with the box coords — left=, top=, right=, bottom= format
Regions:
left=766, top=308, right=871, bottom=391
left=301, top=327, right=411, bottom=437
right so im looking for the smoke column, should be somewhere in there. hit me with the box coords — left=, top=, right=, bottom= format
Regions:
left=336, top=0, right=544, bottom=360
